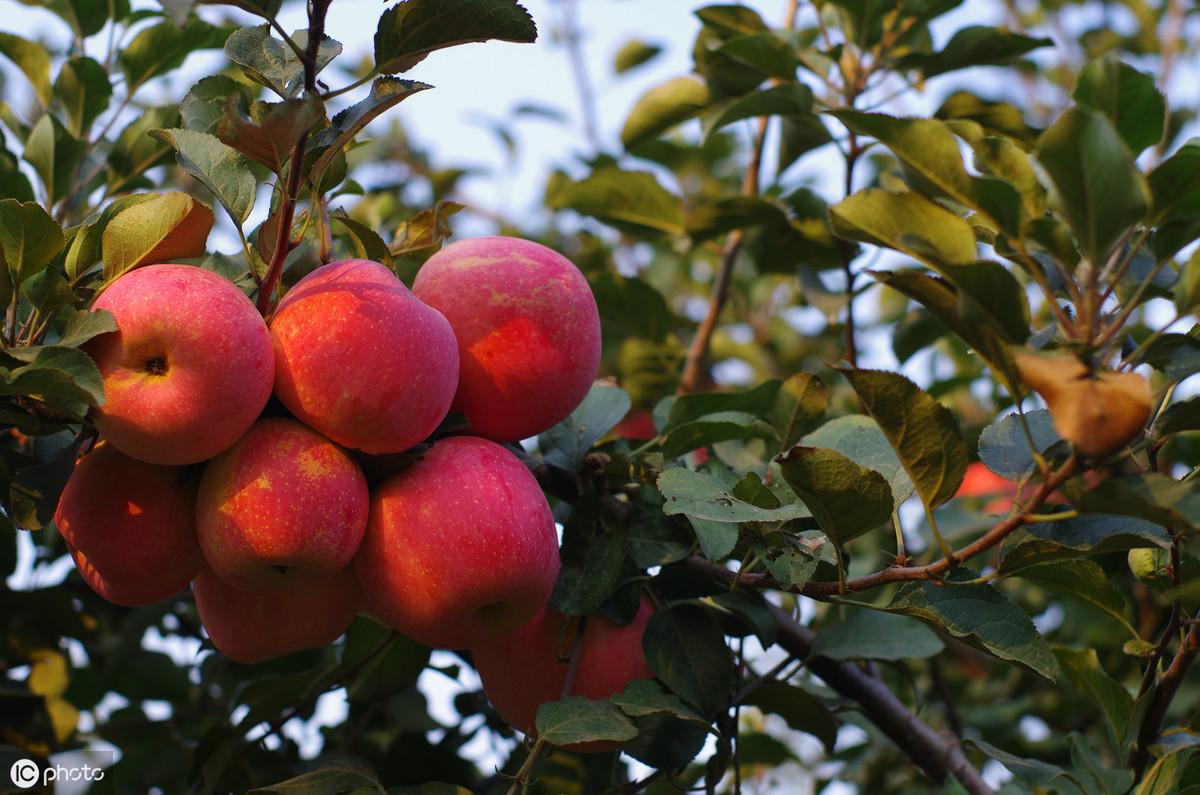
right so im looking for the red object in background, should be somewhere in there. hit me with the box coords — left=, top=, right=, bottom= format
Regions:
left=612, top=409, right=657, bottom=441
left=956, top=462, right=1020, bottom=514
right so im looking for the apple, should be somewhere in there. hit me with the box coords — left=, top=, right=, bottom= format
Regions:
left=195, top=418, right=369, bottom=589
left=354, top=435, right=559, bottom=649
left=471, top=598, right=656, bottom=752
left=54, top=441, right=201, bottom=606
left=87, top=264, right=274, bottom=465
left=413, top=236, right=601, bottom=442
left=269, top=259, right=459, bottom=454
left=612, top=410, right=657, bottom=441
left=192, top=565, right=358, bottom=664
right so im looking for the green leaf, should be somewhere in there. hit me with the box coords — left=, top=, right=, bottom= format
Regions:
left=905, top=26, right=1051, bottom=77
left=1073, top=54, right=1165, bottom=154
left=686, top=196, right=788, bottom=242
left=689, top=517, right=738, bottom=562
left=978, top=409, right=1060, bottom=480
left=1000, top=514, right=1170, bottom=573
left=703, top=84, right=814, bottom=143
left=540, top=384, right=630, bottom=472
left=106, top=106, right=180, bottom=194
left=1174, top=250, right=1200, bottom=315
left=614, top=38, right=662, bottom=74
left=625, top=488, right=691, bottom=568
left=0, top=140, right=33, bottom=202
left=550, top=496, right=627, bottom=616
left=63, top=195, right=154, bottom=281
left=830, top=111, right=1022, bottom=235
left=197, top=0, right=283, bottom=20
left=622, top=76, right=710, bottom=149
left=55, top=308, right=117, bottom=349
left=777, top=114, right=834, bottom=172
left=52, top=56, right=111, bottom=138
left=610, top=680, right=706, bottom=725
left=307, top=77, right=432, bottom=185
left=246, top=758, right=385, bottom=794
left=1036, top=108, right=1150, bottom=267
left=871, top=268, right=1017, bottom=386
left=661, top=411, right=778, bottom=459
left=0, top=199, right=65, bottom=288
left=101, top=193, right=215, bottom=281
left=885, top=580, right=1059, bottom=680
left=810, top=610, right=944, bottom=661
left=1142, top=333, right=1200, bottom=382
left=0, top=346, right=104, bottom=419
left=642, top=604, right=734, bottom=717
left=1148, top=138, right=1200, bottom=223
left=658, top=467, right=810, bottom=524
left=776, top=446, right=893, bottom=545
left=1020, top=560, right=1133, bottom=634
left=547, top=168, right=684, bottom=236
left=0, top=33, right=52, bottom=107
left=1157, top=395, right=1200, bottom=436
left=23, top=114, right=86, bottom=207
left=801, top=415, right=913, bottom=506
left=715, top=32, right=797, bottom=81
left=936, top=91, right=1038, bottom=145
left=743, top=682, right=837, bottom=752
left=768, top=372, right=826, bottom=450
left=840, top=369, right=968, bottom=509
left=180, top=75, right=258, bottom=135
left=1066, top=473, right=1200, bottom=530
left=534, top=696, right=637, bottom=747
left=1135, top=747, right=1198, bottom=795
left=971, top=739, right=1086, bottom=792
left=119, top=19, right=231, bottom=92
left=829, top=188, right=978, bottom=267
left=755, top=535, right=823, bottom=590
left=8, top=436, right=82, bottom=531
left=1054, top=648, right=1133, bottom=755
left=663, top=380, right=780, bottom=427
left=225, top=24, right=341, bottom=99
left=150, top=129, right=257, bottom=227
left=374, top=0, right=537, bottom=74
left=330, top=212, right=395, bottom=270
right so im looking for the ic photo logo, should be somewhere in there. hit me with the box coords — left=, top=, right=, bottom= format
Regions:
left=9, top=759, right=38, bottom=789
left=9, top=757, right=106, bottom=790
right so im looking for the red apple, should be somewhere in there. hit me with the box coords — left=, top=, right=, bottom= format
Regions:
left=195, top=418, right=369, bottom=589
left=354, top=435, right=559, bottom=649
left=472, top=598, right=656, bottom=752
left=192, top=565, right=358, bottom=664
left=87, top=264, right=274, bottom=465
left=612, top=410, right=657, bottom=441
left=413, top=237, right=601, bottom=442
left=269, top=259, right=459, bottom=454
left=54, top=442, right=201, bottom=606
left=957, top=461, right=1019, bottom=514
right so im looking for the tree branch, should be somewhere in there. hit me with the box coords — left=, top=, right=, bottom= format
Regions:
left=1129, top=610, right=1200, bottom=777
left=689, top=455, right=1079, bottom=597
left=769, top=605, right=992, bottom=794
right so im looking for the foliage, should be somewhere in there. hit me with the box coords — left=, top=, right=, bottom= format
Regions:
left=1, top=0, right=1200, bottom=793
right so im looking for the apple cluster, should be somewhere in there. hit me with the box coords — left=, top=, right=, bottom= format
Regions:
left=53, top=236, right=654, bottom=746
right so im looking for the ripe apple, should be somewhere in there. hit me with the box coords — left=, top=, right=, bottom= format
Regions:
left=87, top=264, right=274, bottom=465
left=195, top=418, right=369, bottom=589
left=956, top=461, right=1019, bottom=513
left=612, top=410, right=657, bottom=441
left=354, top=435, right=559, bottom=649
left=54, top=442, right=201, bottom=606
left=192, top=565, right=358, bottom=665
left=413, top=236, right=601, bottom=442
left=471, top=598, right=656, bottom=752
left=270, top=259, right=459, bottom=454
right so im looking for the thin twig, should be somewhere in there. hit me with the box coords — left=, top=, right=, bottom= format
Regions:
left=555, top=0, right=601, bottom=152
left=1129, top=610, right=1200, bottom=777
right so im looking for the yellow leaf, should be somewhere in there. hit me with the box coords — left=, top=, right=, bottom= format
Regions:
left=101, top=192, right=214, bottom=281
left=45, top=696, right=79, bottom=743
left=28, top=650, right=68, bottom=697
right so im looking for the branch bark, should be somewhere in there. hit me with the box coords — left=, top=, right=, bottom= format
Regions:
left=770, top=605, right=992, bottom=794
left=1129, top=609, right=1200, bottom=777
